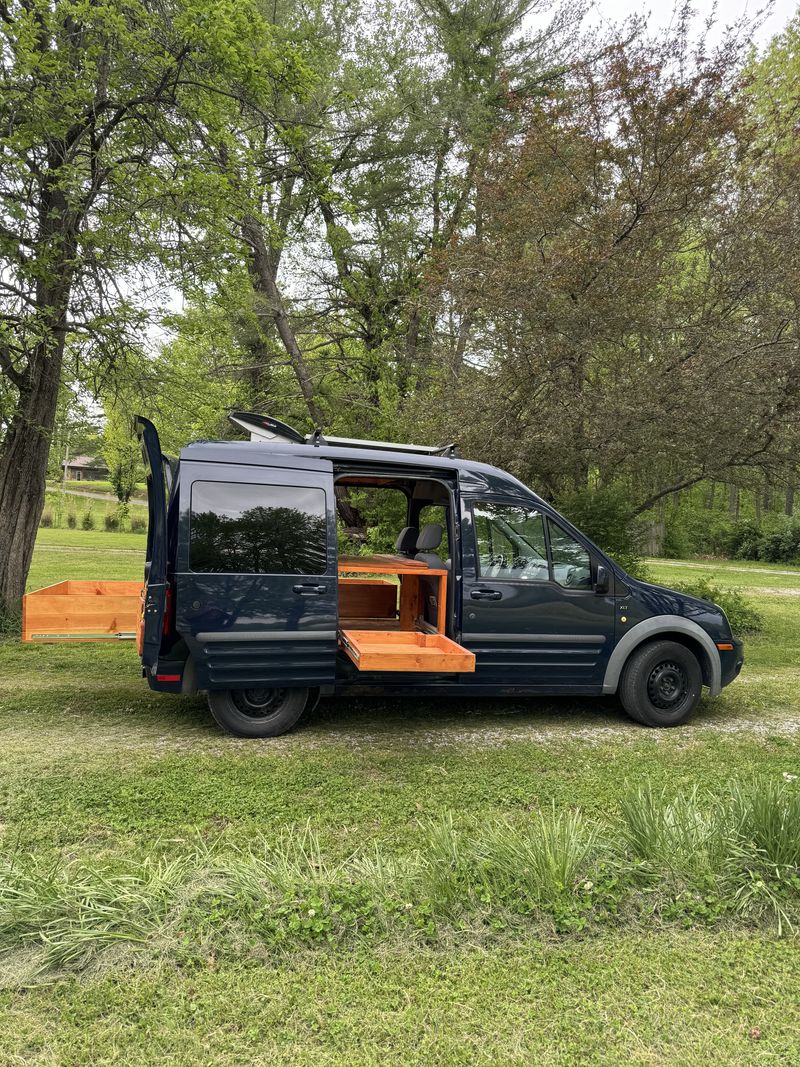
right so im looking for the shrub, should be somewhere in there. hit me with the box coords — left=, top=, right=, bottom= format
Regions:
left=66, top=512, right=77, bottom=529
left=670, top=577, right=762, bottom=635
left=39, top=511, right=53, bottom=528
left=104, top=512, right=120, bottom=532
left=130, top=514, right=146, bottom=534
left=727, top=517, right=800, bottom=563
left=81, top=511, right=95, bottom=530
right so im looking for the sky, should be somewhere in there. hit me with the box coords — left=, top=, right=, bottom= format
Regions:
left=584, top=0, right=797, bottom=49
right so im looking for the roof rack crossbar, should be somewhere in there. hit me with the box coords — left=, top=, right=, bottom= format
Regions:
left=308, top=431, right=458, bottom=457
left=229, top=411, right=458, bottom=458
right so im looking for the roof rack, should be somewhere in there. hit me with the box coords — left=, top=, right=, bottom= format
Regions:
left=229, top=411, right=459, bottom=458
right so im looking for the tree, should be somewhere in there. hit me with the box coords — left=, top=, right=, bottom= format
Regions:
left=0, top=0, right=307, bottom=615
left=423, top=13, right=800, bottom=515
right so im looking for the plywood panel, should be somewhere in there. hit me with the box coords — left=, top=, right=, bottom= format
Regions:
left=338, top=578, right=397, bottom=620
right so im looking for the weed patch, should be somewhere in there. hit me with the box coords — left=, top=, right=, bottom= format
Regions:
left=2, top=781, right=799, bottom=982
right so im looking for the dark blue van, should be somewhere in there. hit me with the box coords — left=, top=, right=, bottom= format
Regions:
left=136, top=413, right=743, bottom=737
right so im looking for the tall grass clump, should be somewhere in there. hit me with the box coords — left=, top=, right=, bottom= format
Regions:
left=211, top=824, right=341, bottom=902
left=0, top=853, right=192, bottom=973
left=1, top=787, right=799, bottom=980
left=619, top=784, right=734, bottom=891
left=729, top=778, right=800, bottom=870
left=417, top=812, right=474, bottom=916
left=727, top=779, right=800, bottom=933
left=476, top=806, right=602, bottom=914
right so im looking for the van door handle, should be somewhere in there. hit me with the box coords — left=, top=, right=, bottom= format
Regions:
left=471, top=588, right=502, bottom=600
left=293, top=583, right=327, bottom=595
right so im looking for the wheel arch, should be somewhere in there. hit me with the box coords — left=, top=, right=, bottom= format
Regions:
left=603, top=616, right=721, bottom=697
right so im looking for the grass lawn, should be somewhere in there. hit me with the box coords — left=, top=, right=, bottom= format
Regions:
left=0, top=533, right=798, bottom=1064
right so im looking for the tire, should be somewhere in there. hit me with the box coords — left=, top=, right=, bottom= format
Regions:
left=207, top=687, right=308, bottom=738
left=619, top=640, right=702, bottom=727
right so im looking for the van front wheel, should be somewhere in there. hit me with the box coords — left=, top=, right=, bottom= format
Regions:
left=208, top=687, right=308, bottom=738
left=619, top=640, right=702, bottom=727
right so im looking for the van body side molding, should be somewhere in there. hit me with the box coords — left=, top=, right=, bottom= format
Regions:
left=602, top=616, right=721, bottom=696
left=466, top=633, right=606, bottom=645
left=196, top=630, right=337, bottom=643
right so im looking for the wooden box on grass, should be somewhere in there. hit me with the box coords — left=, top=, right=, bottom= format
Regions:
left=22, top=580, right=142, bottom=642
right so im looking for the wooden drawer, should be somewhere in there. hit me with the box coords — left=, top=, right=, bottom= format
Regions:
left=339, top=628, right=475, bottom=673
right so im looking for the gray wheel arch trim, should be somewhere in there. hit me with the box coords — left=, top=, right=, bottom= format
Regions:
left=603, top=615, right=721, bottom=697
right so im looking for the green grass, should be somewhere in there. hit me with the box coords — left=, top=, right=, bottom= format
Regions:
left=27, top=527, right=145, bottom=589
left=1, top=532, right=799, bottom=1062
left=0, top=934, right=796, bottom=1065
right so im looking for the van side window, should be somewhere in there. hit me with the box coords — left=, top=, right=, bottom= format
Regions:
left=547, top=520, right=592, bottom=589
left=473, top=502, right=549, bottom=581
left=190, top=482, right=327, bottom=574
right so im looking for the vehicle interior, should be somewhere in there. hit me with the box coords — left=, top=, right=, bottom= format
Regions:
left=332, top=469, right=475, bottom=674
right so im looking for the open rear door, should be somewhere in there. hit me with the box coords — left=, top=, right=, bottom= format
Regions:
left=134, top=415, right=168, bottom=671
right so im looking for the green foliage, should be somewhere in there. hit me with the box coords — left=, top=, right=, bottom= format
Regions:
left=728, top=519, right=800, bottom=563
left=81, top=511, right=95, bottom=531
left=39, top=511, right=53, bottom=529
left=558, top=486, right=647, bottom=576
left=669, top=578, right=763, bottom=635
left=103, top=402, right=141, bottom=508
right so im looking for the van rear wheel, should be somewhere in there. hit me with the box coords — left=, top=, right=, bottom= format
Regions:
left=208, top=687, right=308, bottom=738
left=619, top=640, right=702, bottom=727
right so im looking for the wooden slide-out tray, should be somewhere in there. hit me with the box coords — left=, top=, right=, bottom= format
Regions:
left=339, top=628, right=476, bottom=673
left=22, top=580, right=143, bottom=642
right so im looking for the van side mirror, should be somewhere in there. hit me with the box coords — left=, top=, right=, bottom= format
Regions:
left=594, top=565, right=609, bottom=594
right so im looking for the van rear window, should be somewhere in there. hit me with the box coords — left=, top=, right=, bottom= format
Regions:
left=189, top=482, right=327, bottom=574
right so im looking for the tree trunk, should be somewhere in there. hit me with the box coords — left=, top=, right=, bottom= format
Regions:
left=787, top=483, right=795, bottom=517
left=0, top=336, right=68, bottom=615
left=241, top=213, right=324, bottom=427
left=0, top=181, right=76, bottom=617
left=728, top=483, right=739, bottom=520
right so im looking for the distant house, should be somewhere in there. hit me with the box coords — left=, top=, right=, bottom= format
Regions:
left=61, top=455, right=109, bottom=482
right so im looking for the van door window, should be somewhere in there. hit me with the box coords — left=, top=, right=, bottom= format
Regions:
left=473, top=502, right=549, bottom=581
left=190, top=481, right=327, bottom=574
left=547, top=520, right=592, bottom=589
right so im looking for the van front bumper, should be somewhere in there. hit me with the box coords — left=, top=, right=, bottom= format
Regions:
left=719, top=637, right=744, bottom=689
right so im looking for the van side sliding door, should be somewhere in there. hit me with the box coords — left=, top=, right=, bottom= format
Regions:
left=176, top=460, right=339, bottom=692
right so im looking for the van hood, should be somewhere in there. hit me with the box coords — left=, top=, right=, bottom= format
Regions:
left=623, top=576, right=732, bottom=638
